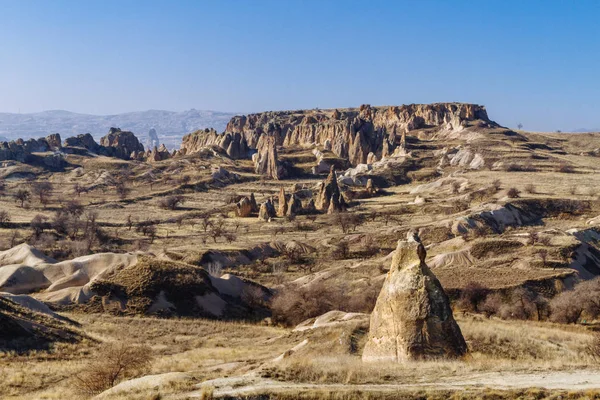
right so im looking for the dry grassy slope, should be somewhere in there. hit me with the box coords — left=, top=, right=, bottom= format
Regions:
left=0, top=128, right=599, bottom=294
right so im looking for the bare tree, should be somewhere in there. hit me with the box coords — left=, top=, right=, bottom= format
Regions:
left=115, top=181, right=130, bottom=200
left=517, top=123, right=523, bottom=130
left=74, top=342, right=152, bottom=395
left=15, top=189, right=31, bottom=207
left=32, top=181, right=54, bottom=207
left=73, top=183, right=87, bottom=197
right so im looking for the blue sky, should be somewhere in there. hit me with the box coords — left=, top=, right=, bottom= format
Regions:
left=0, top=0, right=599, bottom=131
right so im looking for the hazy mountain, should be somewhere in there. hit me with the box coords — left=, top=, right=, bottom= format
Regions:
left=0, top=109, right=237, bottom=149
left=571, top=128, right=600, bottom=133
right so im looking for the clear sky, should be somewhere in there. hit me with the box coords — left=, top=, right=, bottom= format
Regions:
left=1, top=0, right=599, bottom=131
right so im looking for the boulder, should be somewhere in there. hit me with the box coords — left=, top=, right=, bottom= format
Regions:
left=236, top=196, right=253, bottom=217
left=258, top=199, right=276, bottom=221
left=46, top=134, right=62, bottom=150
left=362, top=233, right=467, bottom=362
left=147, top=128, right=160, bottom=149
left=99, top=128, right=144, bottom=160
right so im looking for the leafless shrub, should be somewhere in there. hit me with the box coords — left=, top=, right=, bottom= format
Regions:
left=504, top=163, right=537, bottom=172
left=528, top=232, right=539, bottom=246
left=551, top=278, right=600, bottom=324
left=0, top=210, right=10, bottom=227
left=115, top=181, right=130, bottom=199
left=457, top=282, right=488, bottom=312
left=557, top=163, right=575, bottom=174
left=74, top=342, right=152, bottom=395
left=241, top=285, right=266, bottom=309
left=31, top=181, right=53, bottom=206
left=73, top=183, right=87, bottom=197
left=491, top=179, right=502, bottom=192
left=158, top=195, right=185, bottom=210
left=507, top=187, right=521, bottom=198
left=327, top=240, right=348, bottom=260
left=30, top=214, right=49, bottom=237
left=585, top=333, right=600, bottom=363
left=451, top=181, right=461, bottom=195
left=537, top=248, right=549, bottom=266
left=14, top=189, right=31, bottom=207
left=330, top=213, right=364, bottom=234
left=524, top=184, right=536, bottom=194
left=568, top=185, right=577, bottom=196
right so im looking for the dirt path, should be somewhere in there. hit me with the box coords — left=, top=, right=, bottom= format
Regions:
left=185, top=370, right=600, bottom=397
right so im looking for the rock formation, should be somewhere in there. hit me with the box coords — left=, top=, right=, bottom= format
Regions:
left=278, top=188, right=288, bottom=217
left=366, top=178, right=377, bottom=195
left=99, top=128, right=144, bottom=160
left=180, top=129, right=248, bottom=159
left=236, top=196, right=253, bottom=217
left=287, top=194, right=302, bottom=216
left=148, top=144, right=172, bottom=162
left=63, top=133, right=100, bottom=152
left=258, top=198, right=276, bottom=221
left=304, top=199, right=317, bottom=214
left=362, top=233, right=467, bottom=362
left=254, top=136, right=285, bottom=180
left=316, top=167, right=345, bottom=212
left=250, top=193, right=259, bottom=213
left=225, top=103, right=495, bottom=166
left=0, top=134, right=64, bottom=162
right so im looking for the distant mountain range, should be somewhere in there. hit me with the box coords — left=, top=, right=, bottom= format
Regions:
left=0, top=109, right=237, bottom=149
left=570, top=128, right=600, bottom=133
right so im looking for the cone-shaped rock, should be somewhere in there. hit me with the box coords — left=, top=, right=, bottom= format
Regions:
left=250, top=193, right=259, bottom=213
left=278, top=187, right=288, bottom=217
left=287, top=194, right=302, bottom=217
left=362, top=233, right=467, bottom=362
left=316, top=166, right=342, bottom=212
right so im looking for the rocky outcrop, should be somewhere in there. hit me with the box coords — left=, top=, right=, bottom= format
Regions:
left=278, top=188, right=288, bottom=217
left=258, top=199, right=276, bottom=221
left=147, top=144, right=172, bottom=162
left=0, top=134, right=64, bottom=162
left=63, top=133, right=100, bottom=152
left=362, top=234, right=467, bottom=362
left=100, top=128, right=144, bottom=160
left=236, top=196, right=253, bottom=217
left=255, top=136, right=286, bottom=179
left=180, top=129, right=248, bottom=159
left=316, top=167, right=345, bottom=212
left=225, top=103, right=495, bottom=166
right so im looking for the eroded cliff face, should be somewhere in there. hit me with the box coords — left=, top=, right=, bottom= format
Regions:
left=180, top=103, right=495, bottom=166
left=180, top=128, right=248, bottom=159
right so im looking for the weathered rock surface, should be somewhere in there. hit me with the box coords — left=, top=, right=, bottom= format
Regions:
left=362, top=234, right=467, bottom=362
left=316, top=167, right=345, bottom=212
left=287, top=194, right=302, bottom=216
left=255, top=136, right=285, bottom=179
left=278, top=188, right=288, bottom=217
left=250, top=193, right=259, bottom=213
left=225, top=103, right=495, bottom=166
left=258, top=198, right=276, bottom=221
left=63, top=133, right=101, bottom=152
left=100, top=128, right=144, bottom=160
left=180, top=128, right=248, bottom=159
left=236, top=196, right=253, bottom=217
left=0, top=134, right=64, bottom=162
